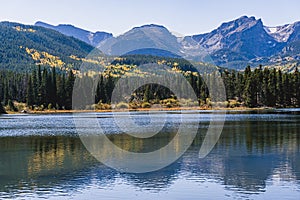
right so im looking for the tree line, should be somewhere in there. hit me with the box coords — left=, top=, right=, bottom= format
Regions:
left=0, top=65, right=299, bottom=112
left=0, top=66, right=75, bottom=110
left=221, top=66, right=300, bottom=107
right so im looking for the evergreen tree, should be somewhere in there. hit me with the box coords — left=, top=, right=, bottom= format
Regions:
left=236, top=72, right=244, bottom=102
left=37, top=65, right=42, bottom=87
left=36, top=65, right=44, bottom=105
left=267, top=69, right=277, bottom=107
left=95, top=74, right=106, bottom=104
left=31, top=68, right=38, bottom=105
left=143, top=85, right=151, bottom=102
left=3, top=80, right=9, bottom=106
left=262, top=68, right=270, bottom=106
left=57, top=73, right=66, bottom=109
left=65, top=70, right=75, bottom=110
left=189, top=73, right=198, bottom=95
left=0, top=102, right=6, bottom=114
left=229, top=71, right=236, bottom=100
left=283, top=73, right=291, bottom=106
left=26, top=76, right=34, bottom=107
left=198, top=75, right=208, bottom=101
left=244, top=74, right=257, bottom=107
left=244, top=66, right=252, bottom=81
left=39, top=68, right=49, bottom=107
left=50, top=67, right=57, bottom=107
left=8, top=99, right=17, bottom=112
left=276, top=69, right=284, bottom=106
left=294, top=68, right=300, bottom=106
left=105, top=74, right=114, bottom=103
left=254, top=66, right=263, bottom=105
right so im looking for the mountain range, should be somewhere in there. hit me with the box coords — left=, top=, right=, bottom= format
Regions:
left=35, top=16, right=300, bottom=70
left=0, top=16, right=299, bottom=72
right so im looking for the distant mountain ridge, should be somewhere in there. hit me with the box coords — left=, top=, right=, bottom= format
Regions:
left=35, top=21, right=113, bottom=47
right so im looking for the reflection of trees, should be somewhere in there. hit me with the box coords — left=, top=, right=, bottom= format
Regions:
left=185, top=118, right=300, bottom=193
left=27, top=136, right=93, bottom=175
left=0, top=136, right=117, bottom=196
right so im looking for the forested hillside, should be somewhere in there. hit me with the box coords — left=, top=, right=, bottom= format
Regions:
left=0, top=22, right=95, bottom=72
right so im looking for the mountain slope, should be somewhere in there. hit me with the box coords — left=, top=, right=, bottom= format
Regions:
left=124, top=48, right=181, bottom=58
left=98, top=24, right=182, bottom=56
left=35, top=21, right=113, bottom=47
left=0, top=22, right=95, bottom=71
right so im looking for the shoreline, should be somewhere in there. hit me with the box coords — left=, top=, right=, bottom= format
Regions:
left=4, top=106, right=277, bottom=115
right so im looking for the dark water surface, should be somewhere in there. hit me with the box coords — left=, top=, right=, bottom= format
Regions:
left=0, top=109, right=300, bottom=199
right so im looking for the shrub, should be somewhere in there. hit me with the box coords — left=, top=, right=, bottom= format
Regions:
left=15, top=102, right=26, bottom=111
left=95, top=103, right=112, bottom=110
left=229, top=100, right=240, bottom=108
left=8, top=100, right=18, bottom=112
left=160, top=98, right=179, bottom=108
left=199, top=99, right=206, bottom=107
left=187, top=100, right=199, bottom=107
left=48, top=103, right=53, bottom=110
left=218, top=101, right=229, bottom=108
left=141, top=102, right=151, bottom=108
left=129, top=102, right=140, bottom=109
left=116, top=102, right=129, bottom=109
left=215, top=101, right=229, bottom=108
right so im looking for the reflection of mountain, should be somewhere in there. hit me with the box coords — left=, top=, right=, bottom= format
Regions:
left=122, top=161, right=181, bottom=191
left=0, top=111, right=300, bottom=198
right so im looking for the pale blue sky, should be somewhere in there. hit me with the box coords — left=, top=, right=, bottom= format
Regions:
left=0, top=0, right=299, bottom=36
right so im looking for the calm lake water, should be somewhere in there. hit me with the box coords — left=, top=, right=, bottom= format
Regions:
left=0, top=109, right=300, bottom=199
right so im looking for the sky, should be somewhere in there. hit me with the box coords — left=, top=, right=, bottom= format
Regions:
left=0, top=0, right=300, bottom=36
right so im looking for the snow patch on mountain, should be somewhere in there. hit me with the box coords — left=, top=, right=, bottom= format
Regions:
left=264, top=24, right=295, bottom=42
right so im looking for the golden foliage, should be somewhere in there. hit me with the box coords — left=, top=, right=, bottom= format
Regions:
left=13, top=26, right=36, bottom=33
left=24, top=47, right=65, bottom=67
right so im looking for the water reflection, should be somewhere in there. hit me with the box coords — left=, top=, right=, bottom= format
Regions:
left=0, top=110, right=299, bottom=199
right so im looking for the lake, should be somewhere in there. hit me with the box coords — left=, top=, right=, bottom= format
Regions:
left=0, top=109, right=300, bottom=199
